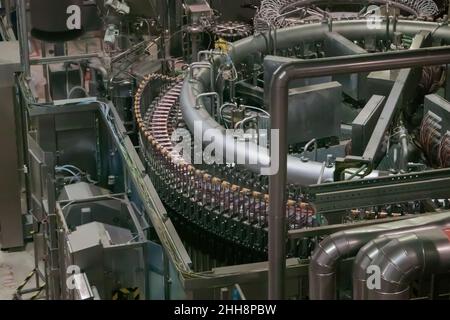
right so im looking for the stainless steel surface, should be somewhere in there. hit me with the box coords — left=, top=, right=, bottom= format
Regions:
left=306, top=169, right=450, bottom=213
left=365, top=69, right=400, bottom=99
left=0, top=42, right=25, bottom=250
left=287, top=82, right=342, bottom=144
left=181, top=20, right=450, bottom=186
left=73, top=273, right=95, bottom=300
left=352, top=234, right=399, bottom=300
left=58, top=182, right=111, bottom=202
left=360, top=227, right=450, bottom=300
left=263, top=55, right=331, bottom=107
left=324, top=31, right=368, bottom=100
left=268, top=45, right=450, bottom=299
left=352, top=95, right=385, bottom=156
left=309, top=211, right=450, bottom=300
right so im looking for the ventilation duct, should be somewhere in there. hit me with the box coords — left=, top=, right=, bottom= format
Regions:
left=309, top=212, right=450, bottom=299
left=356, top=228, right=450, bottom=300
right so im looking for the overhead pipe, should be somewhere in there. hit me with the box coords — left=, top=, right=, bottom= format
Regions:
left=365, top=228, right=450, bottom=300
left=269, top=46, right=450, bottom=299
left=308, top=212, right=450, bottom=300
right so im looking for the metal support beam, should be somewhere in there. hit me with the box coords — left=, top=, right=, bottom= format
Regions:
left=445, top=64, right=450, bottom=101
left=30, top=53, right=102, bottom=65
left=16, top=0, right=30, bottom=77
left=268, top=45, right=450, bottom=300
left=306, top=169, right=450, bottom=213
left=363, top=31, right=431, bottom=163
left=0, top=42, right=24, bottom=250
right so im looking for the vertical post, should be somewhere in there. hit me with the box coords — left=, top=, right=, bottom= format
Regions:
left=16, top=0, right=30, bottom=78
left=5, top=0, right=11, bottom=26
left=268, top=76, right=288, bottom=300
left=0, top=42, right=24, bottom=250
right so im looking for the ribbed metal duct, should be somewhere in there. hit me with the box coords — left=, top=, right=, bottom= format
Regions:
left=358, top=228, right=450, bottom=300
left=308, top=212, right=450, bottom=300
left=352, top=234, right=401, bottom=299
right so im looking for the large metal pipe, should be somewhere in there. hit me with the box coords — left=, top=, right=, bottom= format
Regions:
left=365, top=228, right=450, bottom=300
left=352, top=234, right=406, bottom=300
left=308, top=212, right=450, bottom=300
left=270, top=47, right=450, bottom=299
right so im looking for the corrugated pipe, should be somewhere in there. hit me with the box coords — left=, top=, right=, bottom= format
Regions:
left=352, top=234, right=401, bottom=300
left=309, top=212, right=450, bottom=300
left=362, top=227, right=450, bottom=300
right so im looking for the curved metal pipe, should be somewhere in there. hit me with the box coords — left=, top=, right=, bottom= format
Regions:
left=399, top=128, right=409, bottom=172
left=352, top=235, right=399, bottom=300
left=366, top=228, right=450, bottom=300
left=309, top=211, right=450, bottom=300
left=301, top=139, right=318, bottom=162
left=181, top=79, right=342, bottom=185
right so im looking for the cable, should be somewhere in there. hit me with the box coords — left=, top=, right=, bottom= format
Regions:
left=68, top=86, right=89, bottom=99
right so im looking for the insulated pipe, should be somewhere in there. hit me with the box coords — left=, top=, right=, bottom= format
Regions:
left=366, top=228, right=450, bottom=300
left=309, top=211, right=450, bottom=300
left=352, top=235, right=402, bottom=300
left=270, top=46, right=450, bottom=299
left=399, top=128, right=409, bottom=172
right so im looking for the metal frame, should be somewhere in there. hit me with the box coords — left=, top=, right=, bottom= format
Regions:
left=268, top=45, right=450, bottom=299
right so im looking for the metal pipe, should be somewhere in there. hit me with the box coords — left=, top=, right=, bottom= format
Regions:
left=399, top=127, right=409, bottom=172
left=110, top=40, right=148, bottom=64
left=30, top=53, right=102, bottom=65
left=189, top=62, right=214, bottom=91
left=352, top=234, right=399, bottom=299
left=17, top=0, right=30, bottom=78
left=269, top=46, right=450, bottom=299
left=365, top=228, right=450, bottom=300
left=301, top=138, right=318, bottom=162
left=195, top=92, right=220, bottom=119
left=309, top=211, right=450, bottom=300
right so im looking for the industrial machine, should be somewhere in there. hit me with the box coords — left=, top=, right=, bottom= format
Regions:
left=2, top=0, right=450, bottom=300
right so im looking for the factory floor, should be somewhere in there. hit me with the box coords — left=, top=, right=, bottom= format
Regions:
left=0, top=241, right=35, bottom=300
